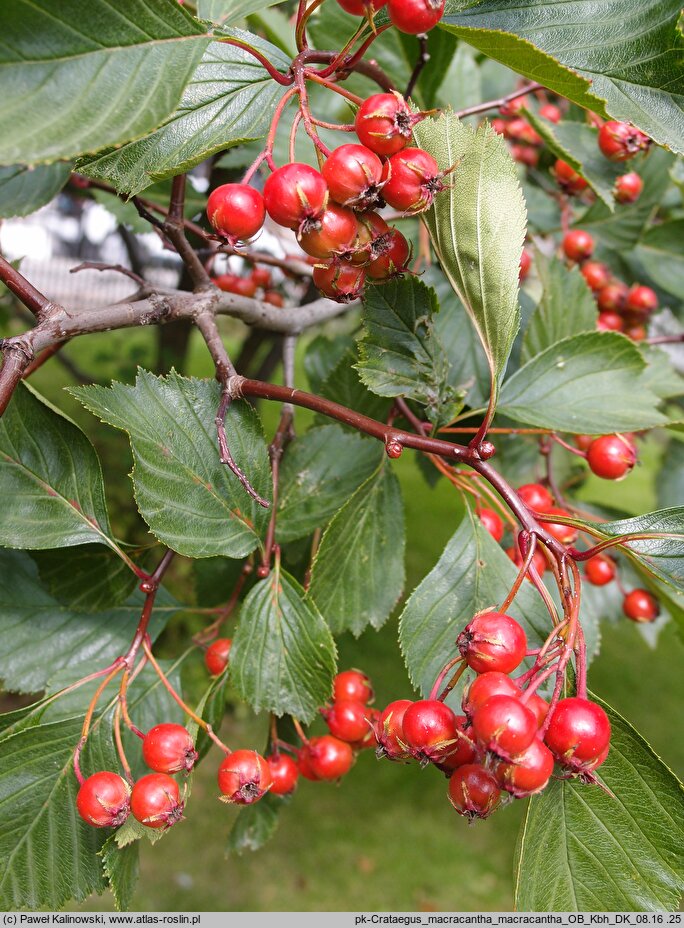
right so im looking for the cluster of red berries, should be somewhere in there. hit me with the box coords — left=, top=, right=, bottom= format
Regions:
left=336, top=0, right=445, bottom=33
left=207, top=90, right=449, bottom=302
left=374, top=609, right=610, bottom=819
left=211, top=264, right=284, bottom=307
left=491, top=93, right=561, bottom=168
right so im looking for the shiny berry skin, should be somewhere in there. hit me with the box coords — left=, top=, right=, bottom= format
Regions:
left=586, top=434, right=637, bottom=480
left=597, top=311, right=624, bottom=332
left=381, top=148, right=444, bottom=214
left=598, top=121, right=650, bottom=161
left=553, top=159, right=588, bottom=195
left=387, top=0, right=445, bottom=34
left=323, top=701, right=371, bottom=743
left=263, top=163, right=328, bottom=231
left=597, top=281, right=629, bottom=313
left=615, top=172, right=643, bottom=204
left=544, top=507, right=578, bottom=545
left=366, top=228, right=410, bottom=280
left=527, top=693, right=549, bottom=730
left=218, top=750, right=273, bottom=804
left=333, top=669, right=374, bottom=704
left=250, top=267, right=271, bottom=289
left=336, top=0, right=385, bottom=13
left=142, top=724, right=198, bottom=774
left=626, top=285, right=658, bottom=317
left=626, top=323, right=646, bottom=342
left=581, top=261, right=611, bottom=292
left=76, top=772, right=131, bottom=828
left=575, top=434, right=594, bottom=451
left=374, top=699, right=414, bottom=761
left=494, top=737, right=554, bottom=797
left=506, top=545, right=547, bottom=577
left=544, top=697, right=611, bottom=771
left=447, top=764, right=501, bottom=820
left=457, top=611, right=527, bottom=675
left=401, top=699, right=458, bottom=763
left=298, top=204, right=359, bottom=260
left=563, top=229, right=594, bottom=263
left=462, top=672, right=520, bottom=719
left=313, top=262, right=365, bottom=303
left=213, top=274, right=257, bottom=297
left=207, top=184, right=265, bottom=242
left=266, top=753, right=299, bottom=796
left=472, top=694, right=538, bottom=760
left=351, top=707, right=381, bottom=750
left=436, top=715, right=478, bottom=771
left=585, top=554, right=617, bottom=586
left=322, top=144, right=385, bottom=210
left=355, top=92, right=419, bottom=157
left=205, top=638, right=232, bottom=676
left=623, top=588, right=660, bottom=623
left=539, top=103, right=562, bottom=124
left=517, top=482, right=553, bottom=513
left=306, top=735, right=354, bottom=780
left=297, top=747, right=321, bottom=781
left=130, top=773, right=183, bottom=829
left=477, top=507, right=504, bottom=543
left=519, top=249, right=532, bottom=282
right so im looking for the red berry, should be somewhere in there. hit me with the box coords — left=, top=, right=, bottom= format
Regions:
left=586, top=434, right=637, bottom=480
left=298, top=204, right=359, bottom=260
left=204, top=638, right=232, bottom=676
left=374, top=699, right=414, bottom=761
left=553, top=159, right=588, bottom=195
left=457, top=611, right=527, bottom=675
left=512, top=145, right=540, bottom=168
left=472, top=694, right=538, bottom=760
left=597, top=281, right=629, bottom=313
left=213, top=273, right=257, bottom=296
left=563, top=229, right=594, bottom=263
left=477, top=507, right=504, bottom=543
left=491, top=117, right=508, bottom=135
left=266, top=752, right=299, bottom=795
left=598, top=121, right=650, bottom=161
left=306, top=735, right=354, bottom=780
left=581, top=261, right=611, bottom=292
left=506, top=545, right=547, bottom=577
left=333, top=669, right=374, bottom=704
left=499, top=95, right=527, bottom=117
left=401, top=699, right=458, bottom=763
left=539, top=103, right=562, bottom=124
left=462, top=672, right=520, bottom=719
left=263, top=290, right=284, bottom=307
left=297, top=747, right=321, bottom=781
left=447, top=764, right=501, bottom=819
left=218, top=750, right=273, bottom=804
left=519, top=249, right=532, bottom=282
left=323, top=701, right=371, bottom=743
left=387, top=0, right=445, bottom=34
left=207, top=183, right=265, bottom=242
left=142, top=724, right=197, bottom=774
left=381, top=148, right=444, bottom=214
left=263, top=163, right=328, bottom=231
left=130, top=773, right=183, bottom=829
left=626, top=285, right=658, bottom=317
left=585, top=554, right=617, bottom=586
left=615, top=172, right=643, bottom=204
left=494, top=737, right=554, bottom=797
left=623, top=588, right=660, bottom=623
left=597, top=311, right=624, bottom=332
left=313, top=262, right=365, bottom=302
left=76, top=772, right=131, bottom=828
left=322, top=144, right=385, bottom=210
left=355, top=92, right=419, bottom=157
left=625, top=324, right=647, bottom=342
left=435, top=715, right=478, bottom=771
left=505, top=118, right=542, bottom=146
left=517, top=482, right=553, bottom=513
left=544, top=507, right=578, bottom=545
left=366, top=227, right=410, bottom=280
left=526, top=693, right=549, bottom=730
left=250, top=267, right=271, bottom=289
left=336, top=0, right=385, bottom=13
left=351, top=707, right=381, bottom=750
left=544, top=697, right=610, bottom=771
left=575, top=434, right=594, bottom=451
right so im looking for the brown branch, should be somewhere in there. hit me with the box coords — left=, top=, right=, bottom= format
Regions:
left=70, top=262, right=146, bottom=287
left=0, top=343, right=32, bottom=415
left=0, top=254, right=53, bottom=321
left=160, top=176, right=213, bottom=291
left=455, top=82, right=543, bottom=120
left=404, top=34, right=429, bottom=99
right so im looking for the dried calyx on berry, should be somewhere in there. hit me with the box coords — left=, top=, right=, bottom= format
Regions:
left=218, top=750, right=273, bottom=804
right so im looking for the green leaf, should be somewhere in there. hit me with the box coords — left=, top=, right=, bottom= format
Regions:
left=0, top=0, right=209, bottom=166
left=498, top=332, right=667, bottom=433
left=277, top=425, right=383, bottom=543
left=226, top=792, right=282, bottom=856
left=357, top=277, right=464, bottom=426
left=515, top=696, right=684, bottom=911
left=308, top=465, right=405, bottom=636
left=199, top=0, right=281, bottom=25
left=101, top=837, right=139, bottom=912
left=521, top=252, right=597, bottom=362
left=30, top=545, right=137, bottom=612
left=399, top=509, right=551, bottom=708
left=0, top=163, right=72, bottom=218
left=0, top=382, right=113, bottom=550
left=441, top=0, right=684, bottom=156
left=414, top=112, right=526, bottom=406
left=0, top=549, right=176, bottom=694
left=230, top=564, right=337, bottom=722
left=658, top=441, right=684, bottom=509
left=317, top=350, right=392, bottom=428
left=304, top=334, right=356, bottom=395
left=192, top=671, right=229, bottom=762
left=628, top=220, right=684, bottom=302
left=193, top=556, right=246, bottom=607
left=72, top=371, right=270, bottom=559
left=78, top=32, right=290, bottom=196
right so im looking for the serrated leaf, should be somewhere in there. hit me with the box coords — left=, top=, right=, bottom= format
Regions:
left=199, top=0, right=281, bottom=26
left=414, top=112, right=526, bottom=407
left=226, top=792, right=281, bottom=856
left=515, top=696, right=684, bottom=911
left=317, top=350, right=392, bottom=428
left=308, top=465, right=405, bottom=636
left=0, top=0, right=209, bottom=166
left=442, top=0, right=684, bottom=156
left=72, top=371, right=270, bottom=559
left=277, top=425, right=383, bottom=543
left=0, top=382, right=113, bottom=550
left=31, top=545, right=137, bottom=612
left=230, top=565, right=336, bottom=721
left=498, top=332, right=667, bottom=432
left=78, top=32, right=290, bottom=196
left=399, top=509, right=551, bottom=709
left=0, top=163, right=72, bottom=218
left=304, top=334, right=356, bottom=395
left=521, top=252, right=597, bottom=362
left=358, top=277, right=464, bottom=426
left=101, top=837, right=139, bottom=912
